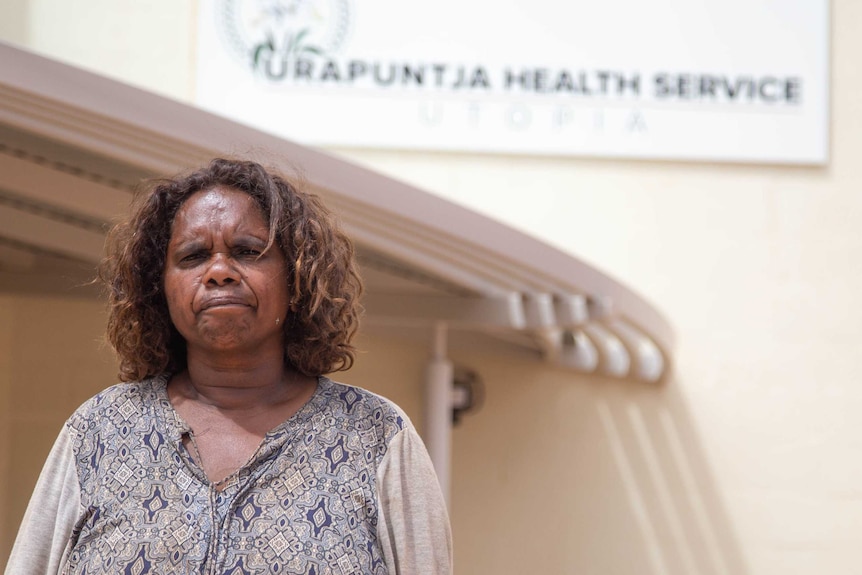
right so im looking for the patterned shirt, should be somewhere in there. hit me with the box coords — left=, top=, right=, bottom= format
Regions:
left=6, top=377, right=451, bottom=575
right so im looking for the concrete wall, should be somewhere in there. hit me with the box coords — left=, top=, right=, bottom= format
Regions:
left=2, top=1, right=861, bottom=574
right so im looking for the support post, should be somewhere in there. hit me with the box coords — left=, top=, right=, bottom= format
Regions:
left=424, top=322, right=454, bottom=507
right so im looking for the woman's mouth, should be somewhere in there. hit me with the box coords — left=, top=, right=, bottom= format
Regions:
left=199, top=295, right=250, bottom=311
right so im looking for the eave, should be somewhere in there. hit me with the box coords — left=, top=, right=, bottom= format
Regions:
left=0, top=41, right=674, bottom=382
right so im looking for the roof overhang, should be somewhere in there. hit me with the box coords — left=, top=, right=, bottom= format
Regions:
left=0, top=41, right=674, bottom=382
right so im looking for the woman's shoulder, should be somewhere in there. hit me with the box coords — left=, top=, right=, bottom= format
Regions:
left=66, top=377, right=166, bottom=430
left=318, top=377, right=412, bottom=436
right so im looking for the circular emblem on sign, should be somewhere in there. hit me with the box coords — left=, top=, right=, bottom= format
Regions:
left=216, top=0, right=352, bottom=66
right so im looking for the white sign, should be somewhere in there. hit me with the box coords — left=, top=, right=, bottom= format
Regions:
left=195, top=0, right=829, bottom=164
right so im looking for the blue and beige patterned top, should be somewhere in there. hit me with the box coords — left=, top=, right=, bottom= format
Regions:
left=6, top=377, right=451, bottom=575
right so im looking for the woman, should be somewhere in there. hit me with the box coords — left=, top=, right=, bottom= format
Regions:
left=6, top=158, right=452, bottom=574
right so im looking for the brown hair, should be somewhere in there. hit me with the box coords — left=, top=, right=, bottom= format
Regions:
left=99, top=158, right=362, bottom=381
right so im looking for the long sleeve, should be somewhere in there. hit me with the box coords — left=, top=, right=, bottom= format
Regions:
left=376, top=424, right=453, bottom=575
left=5, top=425, right=83, bottom=575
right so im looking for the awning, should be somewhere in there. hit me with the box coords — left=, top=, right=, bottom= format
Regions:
left=0, top=41, right=673, bottom=383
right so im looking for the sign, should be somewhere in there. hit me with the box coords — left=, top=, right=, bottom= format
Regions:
left=195, top=0, right=829, bottom=164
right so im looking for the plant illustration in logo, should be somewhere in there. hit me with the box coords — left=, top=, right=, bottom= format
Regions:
left=217, top=0, right=352, bottom=75
left=246, top=0, right=348, bottom=74
left=253, top=28, right=324, bottom=70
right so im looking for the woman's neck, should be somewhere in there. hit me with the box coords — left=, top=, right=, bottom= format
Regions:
left=176, top=349, right=315, bottom=412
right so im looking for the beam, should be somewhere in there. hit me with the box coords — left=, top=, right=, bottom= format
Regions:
left=0, top=242, right=36, bottom=271
left=362, top=292, right=525, bottom=329
left=0, top=204, right=104, bottom=263
left=0, top=152, right=130, bottom=222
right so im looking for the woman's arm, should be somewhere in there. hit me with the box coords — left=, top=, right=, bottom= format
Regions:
left=5, top=425, right=82, bottom=575
left=376, top=424, right=453, bottom=575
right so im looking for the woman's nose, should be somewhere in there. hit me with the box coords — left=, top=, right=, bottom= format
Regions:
left=203, top=253, right=240, bottom=286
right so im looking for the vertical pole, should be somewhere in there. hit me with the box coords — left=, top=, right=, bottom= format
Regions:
left=424, top=322, right=453, bottom=507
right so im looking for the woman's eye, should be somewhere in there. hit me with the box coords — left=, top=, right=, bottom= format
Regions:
left=239, top=248, right=262, bottom=257
left=180, top=252, right=205, bottom=263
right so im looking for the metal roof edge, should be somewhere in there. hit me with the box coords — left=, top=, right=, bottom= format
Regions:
left=0, top=41, right=675, bottom=381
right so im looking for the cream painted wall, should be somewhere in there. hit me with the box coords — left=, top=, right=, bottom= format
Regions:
left=1, top=1, right=861, bottom=574
left=336, top=156, right=859, bottom=573
left=1, top=0, right=196, bottom=102
left=0, top=296, right=118, bottom=567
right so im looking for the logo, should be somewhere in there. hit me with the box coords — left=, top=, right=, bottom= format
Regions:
left=216, top=0, right=352, bottom=71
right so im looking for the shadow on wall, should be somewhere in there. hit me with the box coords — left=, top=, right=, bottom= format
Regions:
left=595, top=381, right=746, bottom=575
left=450, top=359, right=749, bottom=575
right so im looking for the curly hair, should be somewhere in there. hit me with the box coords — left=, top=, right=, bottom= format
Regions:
left=99, top=158, right=363, bottom=381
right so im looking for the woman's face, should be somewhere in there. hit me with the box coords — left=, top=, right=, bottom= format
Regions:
left=163, top=187, right=290, bottom=358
